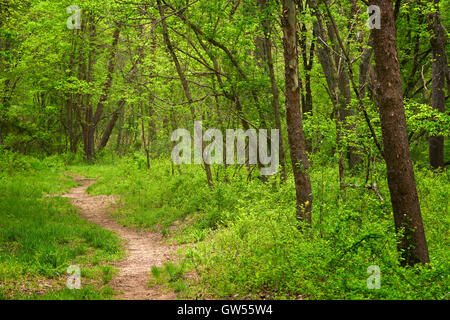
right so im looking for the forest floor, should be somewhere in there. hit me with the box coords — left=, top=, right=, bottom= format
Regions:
left=1, top=158, right=447, bottom=300
left=61, top=175, right=177, bottom=300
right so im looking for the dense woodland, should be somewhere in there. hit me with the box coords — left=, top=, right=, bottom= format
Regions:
left=0, top=0, right=449, bottom=300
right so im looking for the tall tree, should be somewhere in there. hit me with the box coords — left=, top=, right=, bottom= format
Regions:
left=258, top=0, right=287, bottom=182
left=427, top=0, right=448, bottom=169
left=157, top=0, right=213, bottom=187
left=370, top=0, right=429, bottom=266
left=281, top=0, right=313, bottom=224
left=85, top=24, right=121, bottom=161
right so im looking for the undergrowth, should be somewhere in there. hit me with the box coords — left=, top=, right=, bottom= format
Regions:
left=0, top=151, right=123, bottom=300
left=68, top=153, right=449, bottom=300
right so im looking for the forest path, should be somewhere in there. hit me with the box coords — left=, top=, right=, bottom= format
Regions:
left=61, top=175, right=177, bottom=300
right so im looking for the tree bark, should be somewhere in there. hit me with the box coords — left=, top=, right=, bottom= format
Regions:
left=259, top=0, right=287, bottom=182
left=370, top=0, right=429, bottom=266
left=115, top=107, right=125, bottom=154
left=281, top=0, right=313, bottom=224
left=98, top=99, right=126, bottom=152
left=428, top=0, right=447, bottom=169
left=83, top=24, right=121, bottom=161
left=297, top=0, right=315, bottom=153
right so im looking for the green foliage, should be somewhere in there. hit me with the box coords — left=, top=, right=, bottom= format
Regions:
left=67, top=155, right=449, bottom=300
left=0, top=0, right=449, bottom=301
left=405, top=100, right=450, bottom=137
left=0, top=153, right=123, bottom=299
left=180, top=164, right=449, bottom=299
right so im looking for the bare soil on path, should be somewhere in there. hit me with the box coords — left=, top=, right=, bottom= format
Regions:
left=61, top=175, right=177, bottom=300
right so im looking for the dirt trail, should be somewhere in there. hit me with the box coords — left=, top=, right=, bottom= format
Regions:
left=61, top=176, right=177, bottom=300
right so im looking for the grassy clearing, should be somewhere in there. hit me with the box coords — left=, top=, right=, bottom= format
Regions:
left=0, top=153, right=123, bottom=300
left=68, top=154, right=449, bottom=300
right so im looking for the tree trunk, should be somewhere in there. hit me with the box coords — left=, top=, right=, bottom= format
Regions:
left=428, top=0, right=447, bottom=169
left=370, top=0, right=429, bottom=266
left=296, top=0, right=315, bottom=121
left=83, top=24, right=121, bottom=161
left=259, top=0, right=287, bottom=183
left=98, top=99, right=126, bottom=152
left=115, top=107, right=125, bottom=154
left=140, top=102, right=150, bottom=170
left=310, top=5, right=347, bottom=190
left=281, top=0, right=313, bottom=224
left=157, top=0, right=213, bottom=187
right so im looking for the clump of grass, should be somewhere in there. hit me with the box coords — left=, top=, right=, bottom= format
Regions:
left=0, top=155, right=123, bottom=300
left=149, top=262, right=188, bottom=295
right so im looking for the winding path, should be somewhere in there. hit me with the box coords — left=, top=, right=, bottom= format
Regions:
left=61, top=176, right=177, bottom=300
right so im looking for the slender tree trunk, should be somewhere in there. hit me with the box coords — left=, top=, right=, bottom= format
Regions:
left=148, top=103, right=156, bottom=145
left=140, top=102, right=150, bottom=170
left=259, top=0, right=287, bottom=183
left=281, top=0, right=313, bottom=224
left=370, top=0, right=429, bottom=266
left=169, top=108, right=182, bottom=175
left=296, top=0, right=315, bottom=120
left=359, top=36, right=374, bottom=98
left=157, top=0, right=213, bottom=187
left=428, top=0, right=447, bottom=169
left=297, top=1, right=315, bottom=137
left=83, top=24, right=95, bottom=162
left=67, top=97, right=75, bottom=152
left=310, top=6, right=346, bottom=190
left=0, top=14, right=3, bottom=146
left=65, top=34, right=78, bottom=154
left=115, top=108, right=125, bottom=154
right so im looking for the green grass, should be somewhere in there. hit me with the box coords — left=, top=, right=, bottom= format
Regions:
left=2, top=151, right=447, bottom=300
left=68, top=158, right=214, bottom=238
left=0, top=154, right=123, bottom=300
left=67, top=154, right=449, bottom=300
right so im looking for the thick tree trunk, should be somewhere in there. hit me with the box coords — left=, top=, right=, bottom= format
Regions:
left=83, top=24, right=121, bottom=161
left=98, top=99, right=126, bottom=152
left=370, top=0, right=429, bottom=266
left=281, top=0, right=313, bottom=224
left=97, top=7, right=149, bottom=154
left=428, top=0, right=447, bottom=169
